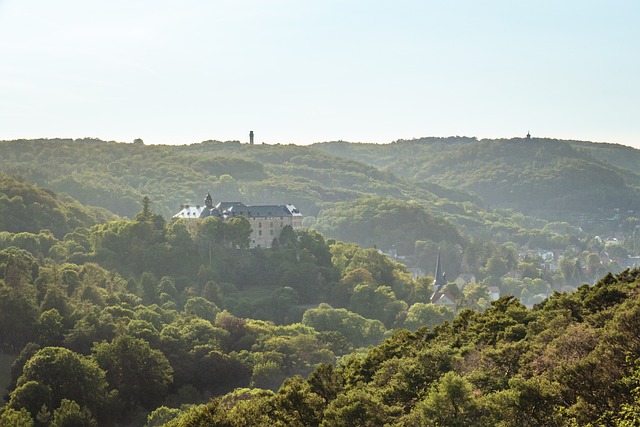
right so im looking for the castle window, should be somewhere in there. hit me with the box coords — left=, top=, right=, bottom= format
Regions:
left=270, top=230, right=274, bottom=236
left=259, top=230, right=262, bottom=236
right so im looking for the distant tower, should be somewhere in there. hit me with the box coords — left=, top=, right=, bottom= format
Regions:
left=526, top=131, right=531, bottom=140
left=250, top=131, right=254, bottom=145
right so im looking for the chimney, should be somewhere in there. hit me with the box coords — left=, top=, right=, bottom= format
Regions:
left=249, top=131, right=254, bottom=145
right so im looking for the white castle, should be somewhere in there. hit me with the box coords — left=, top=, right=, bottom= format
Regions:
left=174, top=193, right=303, bottom=248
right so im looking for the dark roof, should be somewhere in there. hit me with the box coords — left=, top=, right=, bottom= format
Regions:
left=215, top=202, right=247, bottom=212
left=199, top=206, right=222, bottom=219
left=216, top=202, right=301, bottom=218
left=431, top=291, right=456, bottom=305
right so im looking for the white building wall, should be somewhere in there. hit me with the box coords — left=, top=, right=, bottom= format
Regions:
left=249, top=216, right=301, bottom=248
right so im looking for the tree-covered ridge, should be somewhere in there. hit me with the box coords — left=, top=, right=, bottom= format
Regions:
left=166, top=268, right=640, bottom=426
left=0, top=138, right=268, bottom=219
left=1, top=137, right=615, bottom=264
left=2, top=180, right=603, bottom=323
left=0, top=172, right=638, bottom=425
left=1, top=166, right=633, bottom=315
left=0, top=197, right=466, bottom=425
left=0, top=196, right=451, bottom=332
left=567, top=140, right=640, bottom=186
left=3, top=136, right=639, bottom=230
left=314, top=137, right=640, bottom=220
left=0, top=138, right=549, bottom=251
left=314, top=196, right=464, bottom=255
left=0, top=138, right=438, bottom=221
left=0, top=172, right=115, bottom=238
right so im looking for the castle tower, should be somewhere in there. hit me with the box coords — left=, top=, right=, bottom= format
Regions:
left=250, top=131, right=254, bottom=145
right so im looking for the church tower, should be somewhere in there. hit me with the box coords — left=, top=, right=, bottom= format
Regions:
left=432, top=251, right=447, bottom=293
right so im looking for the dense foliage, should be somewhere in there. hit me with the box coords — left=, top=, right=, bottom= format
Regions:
left=166, top=269, right=640, bottom=426
left=0, top=191, right=463, bottom=425
left=315, top=137, right=640, bottom=223
left=2, top=137, right=640, bottom=425
left=314, top=197, right=463, bottom=255
left=4, top=137, right=632, bottom=246
left=0, top=172, right=115, bottom=238
left=0, top=138, right=429, bottom=221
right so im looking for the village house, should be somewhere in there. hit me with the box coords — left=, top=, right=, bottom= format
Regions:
left=487, top=286, right=501, bottom=301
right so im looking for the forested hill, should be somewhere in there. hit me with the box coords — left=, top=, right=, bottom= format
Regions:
left=0, top=138, right=479, bottom=254
left=0, top=172, right=115, bottom=238
left=3, top=137, right=638, bottom=227
left=0, top=138, right=441, bottom=220
left=567, top=140, right=640, bottom=186
left=1, top=137, right=638, bottom=253
left=1, top=137, right=640, bottom=425
left=5, top=136, right=631, bottom=238
left=167, top=268, right=640, bottom=426
left=314, top=137, right=640, bottom=220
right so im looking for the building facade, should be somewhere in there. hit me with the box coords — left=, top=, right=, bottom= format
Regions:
left=173, top=193, right=303, bottom=248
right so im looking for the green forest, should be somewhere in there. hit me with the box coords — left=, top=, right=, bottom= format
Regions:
left=314, top=137, right=640, bottom=219
left=1, top=137, right=640, bottom=426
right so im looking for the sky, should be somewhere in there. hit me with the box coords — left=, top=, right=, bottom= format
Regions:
left=1, top=0, right=639, bottom=148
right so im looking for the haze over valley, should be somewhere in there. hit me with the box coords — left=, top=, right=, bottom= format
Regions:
left=1, top=135, right=640, bottom=425
left=2, top=0, right=640, bottom=424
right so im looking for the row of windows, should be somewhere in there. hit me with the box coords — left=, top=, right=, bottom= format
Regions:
left=238, top=211, right=279, bottom=217
left=251, top=216, right=286, bottom=221
left=258, top=221, right=284, bottom=228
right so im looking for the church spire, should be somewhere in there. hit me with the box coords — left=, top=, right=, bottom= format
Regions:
left=433, top=251, right=447, bottom=292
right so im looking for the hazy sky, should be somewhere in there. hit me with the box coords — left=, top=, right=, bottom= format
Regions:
left=1, top=0, right=639, bottom=148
